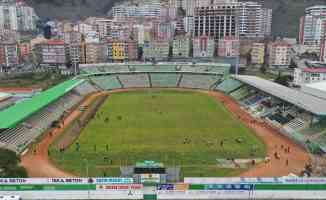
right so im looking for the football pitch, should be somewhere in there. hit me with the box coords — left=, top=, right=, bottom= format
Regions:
left=50, top=90, right=266, bottom=177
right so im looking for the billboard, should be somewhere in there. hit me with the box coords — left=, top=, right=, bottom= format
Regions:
left=140, top=174, right=160, bottom=183
left=0, top=178, right=133, bottom=185
left=96, top=184, right=143, bottom=190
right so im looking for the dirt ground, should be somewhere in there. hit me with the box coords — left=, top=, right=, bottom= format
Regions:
left=208, top=91, right=310, bottom=177
left=21, top=92, right=107, bottom=177
left=21, top=89, right=311, bottom=177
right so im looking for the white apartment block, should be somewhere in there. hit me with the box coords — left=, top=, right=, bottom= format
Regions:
left=183, top=16, right=194, bottom=33
left=0, top=4, right=37, bottom=31
left=299, top=5, right=326, bottom=52
left=294, top=67, right=326, bottom=85
left=238, top=2, right=272, bottom=38
left=268, top=41, right=291, bottom=67
left=112, top=2, right=161, bottom=18
left=73, top=23, right=94, bottom=36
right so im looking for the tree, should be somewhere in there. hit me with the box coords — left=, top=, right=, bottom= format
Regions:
left=274, top=73, right=291, bottom=87
left=260, top=64, right=267, bottom=74
left=289, top=59, right=298, bottom=69
left=0, top=148, right=28, bottom=178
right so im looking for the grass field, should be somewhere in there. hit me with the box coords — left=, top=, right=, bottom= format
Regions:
left=50, top=90, right=266, bottom=177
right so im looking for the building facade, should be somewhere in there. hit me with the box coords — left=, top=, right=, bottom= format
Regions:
left=35, top=40, right=67, bottom=66
left=107, top=39, right=138, bottom=62
left=112, top=1, right=161, bottom=19
left=217, top=36, right=240, bottom=57
left=320, top=36, right=326, bottom=62
left=193, top=0, right=239, bottom=40
left=18, top=41, right=31, bottom=61
left=0, top=4, right=37, bottom=31
left=268, top=41, right=291, bottom=67
left=299, top=5, right=326, bottom=52
left=172, top=35, right=190, bottom=58
left=193, top=36, right=215, bottom=58
left=143, top=40, right=170, bottom=60
left=238, top=2, right=272, bottom=38
left=152, top=21, right=175, bottom=41
left=251, top=42, right=265, bottom=65
left=81, top=42, right=107, bottom=64
left=294, top=67, right=326, bottom=85
left=0, top=42, right=19, bottom=67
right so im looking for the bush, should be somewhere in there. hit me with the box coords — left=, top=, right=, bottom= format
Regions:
left=0, top=148, right=28, bottom=178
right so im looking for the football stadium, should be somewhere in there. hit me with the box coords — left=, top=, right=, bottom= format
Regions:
left=0, top=63, right=326, bottom=199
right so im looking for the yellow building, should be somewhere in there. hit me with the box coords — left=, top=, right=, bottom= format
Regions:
left=107, top=40, right=138, bottom=62
left=111, top=41, right=126, bottom=60
left=251, top=43, right=265, bottom=65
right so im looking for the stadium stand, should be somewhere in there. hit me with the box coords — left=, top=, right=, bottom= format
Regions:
left=118, top=73, right=150, bottom=88
left=150, top=73, right=180, bottom=88
left=181, top=65, right=210, bottom=72
left=80, top=63, right=230, bottom=75
left=179, top=74, right=220, bottom=89
left=228, top=75, right=326, bottom=153
left=0, top=79, right=95, bottom=153
left=130, top=64, right=178, bottom=72
left=235, top=75, right=326, bottom=116
left=229, top=86, right=252, bottom=100
left=80, top=67, right=100, bottom=74
left=0, top=98, right=16, bottom=111
left=215, top=78, right=243, bottom=93
left=100, top=65, right=130, bottom=73
left=89, top=75, right=123, bottom=90
left=0, top=79, right=83, bottom=129
left=73, top=81, right=98, bottom=96
left=242, top=94, right=266, bottom=107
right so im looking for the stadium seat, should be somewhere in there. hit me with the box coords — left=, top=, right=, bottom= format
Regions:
left=90, top=75, right=123, bottom=90
left=215, top=79, right=243, bottom=93
left=150, top=73, right=180, bottom=88
left=118, top=73, right=150, bottom=88
left=179, top=74, right=220, bottom=89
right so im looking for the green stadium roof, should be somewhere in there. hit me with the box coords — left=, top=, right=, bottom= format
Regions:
left=0, top=79, right=84, bottom=129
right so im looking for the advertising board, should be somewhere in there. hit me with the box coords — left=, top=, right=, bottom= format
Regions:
left=140, top=174, right=160, bottom=183
left=0, top=178, right=133, bottom=185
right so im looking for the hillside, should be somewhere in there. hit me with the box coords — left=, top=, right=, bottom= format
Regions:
left=25, top=0, right=124, bottom=20
left=26, top=0, right=326, bottom=37
left=261, top=0, right=326, bottom=37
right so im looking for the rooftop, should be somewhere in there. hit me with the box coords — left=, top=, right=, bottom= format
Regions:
left=234, top=75, right=326, bottom=116
left=0, top=79, right=83, bottom=129
left=0, top=92, right=11, bottom=102
left=304, top=81, right=326, bottom=91
left=303, top=67, right=326, bottom=73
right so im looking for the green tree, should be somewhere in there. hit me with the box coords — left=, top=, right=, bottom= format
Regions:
left=274, top=73, right=291, bottom=87
left=0, top=148, right=28, bottom=178
left=260, top=64, right=267, bottom=74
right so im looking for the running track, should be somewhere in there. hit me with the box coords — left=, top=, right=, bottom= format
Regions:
left=21, top=90, right=311, bottom=177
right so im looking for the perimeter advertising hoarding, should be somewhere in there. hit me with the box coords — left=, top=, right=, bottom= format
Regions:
left=95, top=184, right=143, bottom=199
left=157, top=184, right=253, bottom=199
left=140, top=174, right=160, bottom=183
left=0, top=184, right=143, bottom=200
left=0, top=178, right=133, bottom=185
left=157, top=184, right=188, bottom=191
left=96, top=184, right=143, bottom=190
left=94, top=178, right=134, bottom=184
left=183, top=177, right=326, bottom=184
